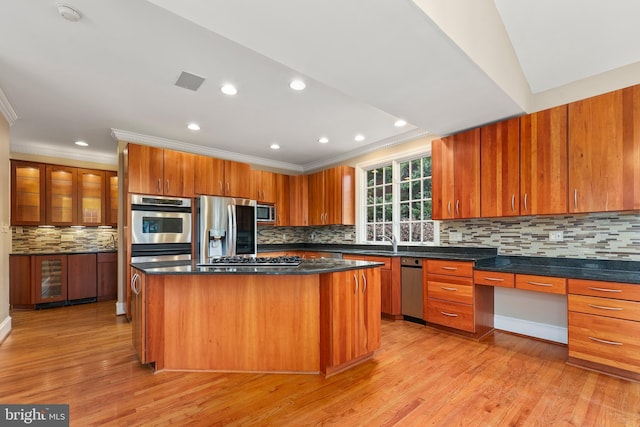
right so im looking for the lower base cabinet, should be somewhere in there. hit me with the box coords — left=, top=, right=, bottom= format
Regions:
left=68, top=253, right=97, bottom=301
left=97, top=252, right=118, bottom=301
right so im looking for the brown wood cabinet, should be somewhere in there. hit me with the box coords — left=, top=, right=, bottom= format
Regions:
left=33, top=255, right=67, bottom=304
left=320, top=268, right=381, bottom=376
left=10, top=161, right=45, bottom=226
left=9, top=255, right=32, bottom=308
left=105, top=171, right=118, bottom=227
left=289, top=174, right=309, bottom=226
left=480, top=118, right=520, bottom=217
left=194, top=155, right=225, bottom=196
left=520, top=105, right=568, bottom=215
left=223, top=160, right=252, bottom=199
left=474, top=270, right=515, bottom=288
left=46, top=164, right=77, bottom=226
left=308, top=166, right=355, bottom=225
left=97, top=252, right=118, bottom=301
left=67, top=253, right=97, bottom=300
left=127, top=144, right=194, bottom=197
left=77, top=169, right=105, bottom=226
left=568, top=85, right=640, bottom=213
left=515, top=274, right=566, bottom=295
left=424, top=260, right=493, bottom=339
left=432, top=129, right=480, bottom=219
left=274, top=174, right=290, bottom=226
left=568, top=278, right=640, bottom=380
left=130, top=268, right=148, bottom=364
left=251, top=170, right=276, bottom=204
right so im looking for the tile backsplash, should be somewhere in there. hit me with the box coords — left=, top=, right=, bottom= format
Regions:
left=12, top=226, right=118, bottom=253
left=258, top=224, right=357, bottom=245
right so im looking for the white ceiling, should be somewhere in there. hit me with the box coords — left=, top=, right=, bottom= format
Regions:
left=1, top=0, right=639, bottom=172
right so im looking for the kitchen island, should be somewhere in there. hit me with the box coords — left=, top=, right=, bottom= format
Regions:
left=130, top=258, right=382, bottom=376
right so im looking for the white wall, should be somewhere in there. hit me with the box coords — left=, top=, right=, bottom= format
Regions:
left=0, top=111, right=11, bottom=343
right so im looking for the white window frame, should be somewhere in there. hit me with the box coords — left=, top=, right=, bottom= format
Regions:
left=355, top=145, right=440, bottom=246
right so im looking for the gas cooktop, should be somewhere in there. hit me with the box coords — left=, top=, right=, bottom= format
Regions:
left=197, top=255, right=302, bottom=267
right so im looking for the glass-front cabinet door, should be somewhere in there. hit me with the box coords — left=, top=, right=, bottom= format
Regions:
left=78, top=169, right=105, bottom=226
left=11, top=160, right=46, bottom=225
left=105, top=171, right=118, bottom=227
left=46, top=165, right=77, bottom=226
left=34, top=255, right=68, bottom=304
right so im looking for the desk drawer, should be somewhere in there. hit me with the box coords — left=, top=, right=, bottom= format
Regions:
left=516, top=274, right=566, bottom=295
left=568, top=279, right=640, bottom=302
left=427, top=260, right=473, bottom=278
left=569, top=294, right=640, bottom=322
left=426, top=299, right=474, bottom=332
left=427, top=280, right=473, bottom=305
left=568, top=311, right=640, bottom=374
left=474, top=271, right=514, bottom=288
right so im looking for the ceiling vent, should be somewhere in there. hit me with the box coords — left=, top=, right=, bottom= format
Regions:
left=175, top=72, right=206, bottom=91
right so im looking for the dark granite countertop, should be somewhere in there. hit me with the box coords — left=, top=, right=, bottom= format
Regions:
left=258, top=244, right=497, bottom=262
left=475, top=256, right=640, bottom=285
left=131, top=258, right=384, bottom=275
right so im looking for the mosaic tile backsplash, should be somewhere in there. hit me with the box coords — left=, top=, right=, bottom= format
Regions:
left=12, top=226, right=118, bottom=253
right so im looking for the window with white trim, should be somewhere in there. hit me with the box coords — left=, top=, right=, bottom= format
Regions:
left=359, top=151, right=438, bottom=245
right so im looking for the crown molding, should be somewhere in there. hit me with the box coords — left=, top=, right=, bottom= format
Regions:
left=0, top=87, right=19, bottom=126
left=10, top=141, right=117, bottom=165
left=111, top=129, right=304, bottom=173
left=300, top=128, right=430, bottom=172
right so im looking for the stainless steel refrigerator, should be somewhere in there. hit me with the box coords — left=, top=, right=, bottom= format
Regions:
left=196, top=196, right=257, bottom=260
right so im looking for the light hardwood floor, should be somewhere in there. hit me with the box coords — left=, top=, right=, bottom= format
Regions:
left=1, top=302, right=639, bottom=426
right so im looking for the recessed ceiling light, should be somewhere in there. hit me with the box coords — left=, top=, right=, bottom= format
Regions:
left=394, top=119, right=407, bottom=127
left=318, top=137, right=329, bottom=144
left=354, top=134, right=365, bottom=142
left=75, top=140, right=88, bottom=146
left=220, top=84, right=238, bottom=95
left=57, top=4, right=81, bottom=22
left=289, top=79, right=306, bottom=91
left=187, top=123, right=200, bottom=131
left=270, top=143, right=280, bottom=150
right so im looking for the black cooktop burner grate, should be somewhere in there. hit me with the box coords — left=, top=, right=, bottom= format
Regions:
left=197, top=255, right=302, bottom=267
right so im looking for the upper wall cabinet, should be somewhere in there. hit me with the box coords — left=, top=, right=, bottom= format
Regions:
left=105, top=171, right=118, bottom=227
left=520, top=105, right=568, bottom=215
left=127, top=144, right=195, bottom=197
left=480, top=118, right=520, bottom=217
left=77, top=169, right=105, bottom=226
left=275, top=174, right=290, bottom=226
left=289, top=174, right=309, bottom=226
left=432, top=129, right=480, bottom=220
left=224, top=160, right=253, bottom=199
left=11, top=161, right=45, bottom=226
left=46, top=164, right=78, bottom=226
left=194, top=155, right=225, bottom=196
left=251, top=170, right=276, bottom=204
left=308, top=166, right=355, bottom=226
left=568, top=85, right=640, bottom=213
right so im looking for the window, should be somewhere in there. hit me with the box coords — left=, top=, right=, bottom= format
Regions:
left=360, top=152, right=438, bottom=245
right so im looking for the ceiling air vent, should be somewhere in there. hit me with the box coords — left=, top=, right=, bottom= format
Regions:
left=175, top=72, right=206, bottom=91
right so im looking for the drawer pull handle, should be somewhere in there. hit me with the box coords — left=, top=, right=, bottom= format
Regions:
left=588, top=337, right=623, bottom=346
left=527, top=281, right=553, bottom=287
left=441, top=267, right=457, bottom=271
left=483, top=277, right=505, bottom=282
left=587, top=287, right=622, bottom=293
left=588, top=304, right=622, bottom=311
left=440, top=286, right=457, bottom=291
left=440, top=311, right=458, bottom=317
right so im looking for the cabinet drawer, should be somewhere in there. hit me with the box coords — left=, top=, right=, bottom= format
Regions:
left=426, top=299, right=474, bottom=332
left=98, top=252, right=117, bottom=263
left=568, top=311, right=640, bottom=374
left=427, top=280, right=473, bottom=304
left=515, top=274, right=566, bottom=295
left=427, top=260, right=473, bottom=278
left=568, top=294, right=640, bottom=322
left=474, top=271, right=514, bottom=288
left=568, top=279, right=640, bottom=302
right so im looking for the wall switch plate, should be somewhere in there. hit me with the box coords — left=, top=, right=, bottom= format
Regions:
left=449, top=231, right=462, bottom=242
left=549, top=231, right=564, bottom=242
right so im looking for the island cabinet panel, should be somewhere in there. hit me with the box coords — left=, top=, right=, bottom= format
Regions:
left=520, top=105, right=568, bottom=215
left=161, top=274, right=320, bottom=372
left=67, top=253, right=97, bottom=301
left=568, top=85, right=640, bottom=213
left=194, top=155, right=225, bottom=195
left=480, top=117, right=520, bottom=217
left=342, top=254, right=400, bottom=319
left=432, top=129, right=480, bottom=219
left=319, top=268, right=381, bottom=376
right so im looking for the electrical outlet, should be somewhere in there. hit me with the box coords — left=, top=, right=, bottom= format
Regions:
left=281, top=233, right=287, bottom=241
left=549, top=231, right=564, bottom=242
left=344, top=233, right=353, bottom=241
left=61, top=234, right=74, bottom=242
left=449, top=231, right=462, bottom=242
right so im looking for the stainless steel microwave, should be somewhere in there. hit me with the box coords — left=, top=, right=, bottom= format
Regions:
left=256, top=204, right=276, bottom=222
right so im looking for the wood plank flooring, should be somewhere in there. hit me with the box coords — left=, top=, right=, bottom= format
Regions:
left=1, top=302, right=639, bottom=426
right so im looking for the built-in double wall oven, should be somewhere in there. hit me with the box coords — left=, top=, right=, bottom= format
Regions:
left=130, top=194, right=192, bottom=262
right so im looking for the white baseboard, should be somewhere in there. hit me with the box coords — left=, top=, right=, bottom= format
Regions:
left=0, top=315, right=12, bottom=344
left=494, top=315, right=567, bottom=344
left=116, top=302, right=126, bottom=316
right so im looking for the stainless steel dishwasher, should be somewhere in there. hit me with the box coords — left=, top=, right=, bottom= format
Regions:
left=401, top=257, right=425, bottom=324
